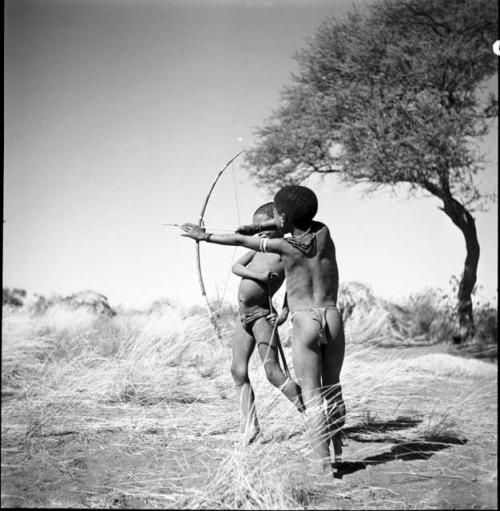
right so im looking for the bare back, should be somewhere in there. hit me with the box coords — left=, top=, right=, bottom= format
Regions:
left=281, top=221, right=338, bottom=312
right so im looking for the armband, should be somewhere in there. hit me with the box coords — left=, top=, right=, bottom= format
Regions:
left=259, top=238, right=268, bottom=253
left=204, top=233, right=213, bottom=242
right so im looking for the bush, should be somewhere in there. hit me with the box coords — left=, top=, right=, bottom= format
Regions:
left=475, top=305, right=497, bottom=342
left=3, top=287, right=27, bottom=307
left=464, top=303, right=498, bottom=359
left=406, top=289, right=456, bottom=343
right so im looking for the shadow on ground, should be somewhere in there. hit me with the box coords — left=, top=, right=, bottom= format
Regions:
left=343, top=416, right=422, bottom=439
left=335, top=416, right=467, bottom=478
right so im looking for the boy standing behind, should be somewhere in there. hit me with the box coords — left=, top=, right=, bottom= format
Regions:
left=181, top=185, right=346, bottom=477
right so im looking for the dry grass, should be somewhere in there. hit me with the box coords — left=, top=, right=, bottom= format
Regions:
left=1, top=290, right=497, bottom=509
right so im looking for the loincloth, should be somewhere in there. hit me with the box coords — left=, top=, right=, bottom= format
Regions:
left=291, top=306, right=339, bottom=345
left=240, top=307, right=272, bottom=334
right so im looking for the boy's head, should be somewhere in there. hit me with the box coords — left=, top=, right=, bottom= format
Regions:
left=253, top=202, right=282, bottom=238
left=253, top=202, right=274, bottom=220
left=273, top=185, right=318, bottom=231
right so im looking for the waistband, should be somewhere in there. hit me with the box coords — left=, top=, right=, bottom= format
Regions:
left=290, top=305, right=338, bottom=314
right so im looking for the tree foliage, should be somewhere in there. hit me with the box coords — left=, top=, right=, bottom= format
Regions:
left=246, top=0, right=497, bottom=207
left=245, top=0, right=498, bottom=340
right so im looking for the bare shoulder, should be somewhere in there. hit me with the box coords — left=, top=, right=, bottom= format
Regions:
left=253, top=250, right=282, bottom=262
left=235, top=248, right=256, bottom=265
left=312, top=221, right=336, bottom=251
left=312, top=221, right=330, bottom=236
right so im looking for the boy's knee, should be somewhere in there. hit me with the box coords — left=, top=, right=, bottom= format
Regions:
left=231, top=364, right=249, bottom=386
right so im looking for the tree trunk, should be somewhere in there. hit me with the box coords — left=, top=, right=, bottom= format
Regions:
left=441, top=196, right=480, bottom=343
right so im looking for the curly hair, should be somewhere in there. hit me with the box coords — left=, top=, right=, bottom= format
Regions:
left=253, top=201, right=275, bottom=219
left=274, top=185, right=318, bottom=225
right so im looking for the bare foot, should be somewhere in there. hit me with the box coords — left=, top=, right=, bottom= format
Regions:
left=308, top=457, right=334, bottom=478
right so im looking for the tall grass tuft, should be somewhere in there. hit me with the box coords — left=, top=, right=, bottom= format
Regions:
left=2, top=285, right=497, bottom=509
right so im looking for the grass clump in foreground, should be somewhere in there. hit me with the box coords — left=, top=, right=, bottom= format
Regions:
left=1, top=288, right=498, bottom=509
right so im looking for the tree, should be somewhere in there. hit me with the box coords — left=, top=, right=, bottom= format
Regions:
left=245, top=0, right=498, bottom=342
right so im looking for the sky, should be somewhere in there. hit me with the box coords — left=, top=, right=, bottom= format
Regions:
left=4, top=0, right=498, bottom=310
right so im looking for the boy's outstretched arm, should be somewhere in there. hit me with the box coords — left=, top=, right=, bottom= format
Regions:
left=181, top=223, right=285, bottom=254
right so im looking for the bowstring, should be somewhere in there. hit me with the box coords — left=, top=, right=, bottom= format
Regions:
left=218, top=159, right=242, bottom=311
left=232, top=159, right=242, bottom=227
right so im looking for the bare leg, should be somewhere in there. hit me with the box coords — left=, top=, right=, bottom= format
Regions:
left=321, top=307, right=346, bottom=465
left=252, top=317, right=305, bottom=412
left=291, top=312, right=332, bottom=476
left=239, top=382, right=259, bottom=444
left=231, top=321, right=259, bottom=444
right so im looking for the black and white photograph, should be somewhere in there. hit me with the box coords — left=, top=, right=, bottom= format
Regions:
left=3, top=0, right=498, bottom=508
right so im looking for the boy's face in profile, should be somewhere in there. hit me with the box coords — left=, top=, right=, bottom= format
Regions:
left=253, top=213, right=282, bottom=239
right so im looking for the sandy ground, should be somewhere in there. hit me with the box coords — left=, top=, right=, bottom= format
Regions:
left=2, top=339, right=497, bottom=510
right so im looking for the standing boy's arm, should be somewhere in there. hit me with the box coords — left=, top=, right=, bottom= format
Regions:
left=232, top=250, right=270, bottom=282
left=181, top=223, right=286, bottom=255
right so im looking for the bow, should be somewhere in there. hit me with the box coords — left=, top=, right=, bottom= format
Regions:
left=266, top=284, right=291, bottom=380
left=197, top=150, right=244, bottom=341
